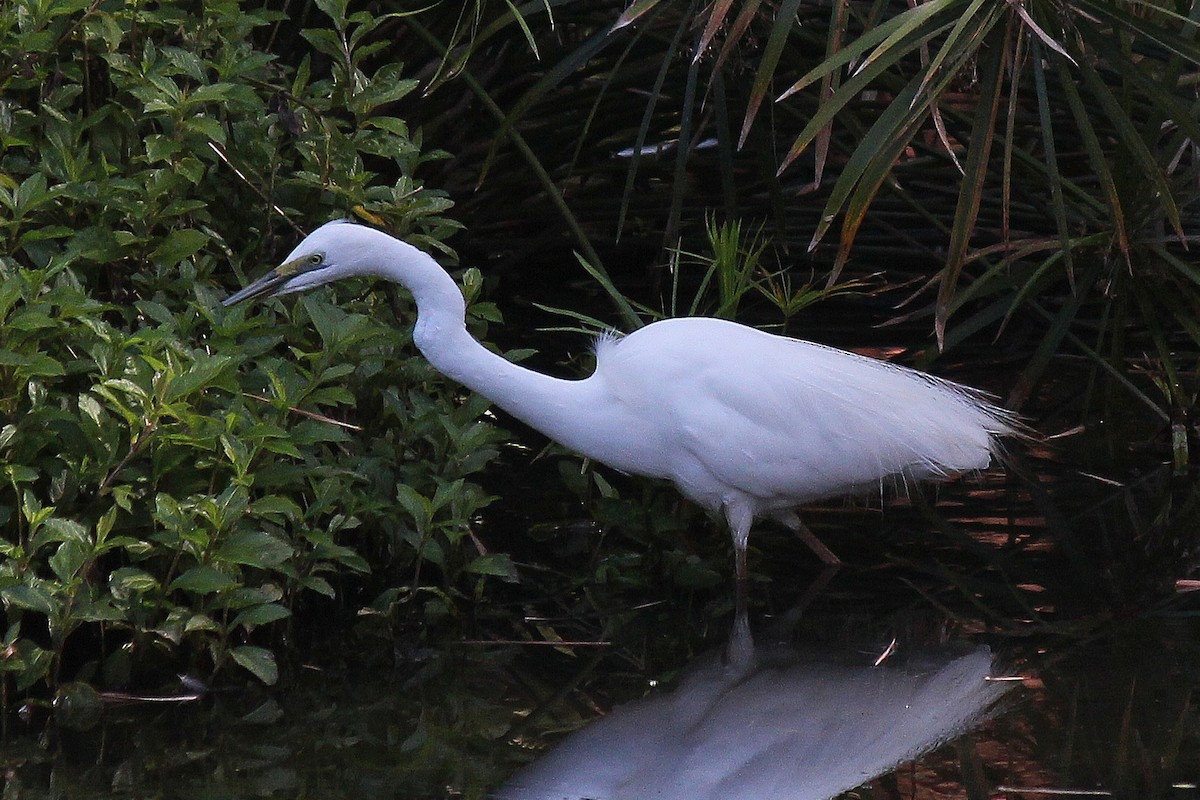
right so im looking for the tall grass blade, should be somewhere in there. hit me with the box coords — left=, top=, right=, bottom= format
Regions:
left=1007, top=264, right=1101, bottom=411
left=1056, top=61, right=1131, bottom=266
left=1031, top=39, right=1074, bottom=289
left=780, top=21, right=954, bottom=173
left=664, top=15, right=704, bottom=250
left=712, top=71, right=738, bottom=218
left=739, top=0, right=804, bottom=148
left=566, top=27, right=644, bottom=181
left=999, top=25, right=1026, bottom=239
left=1075, top=17, right=1200, bottom=158
left=814, top=10, right=995, bottom=276
left=695, top=0, right=736, bottom=62
left=618, top=8, right=690, bottom=238
left=936, top=18, right=1009, bottom=348
left=813, top=0, right=849, bottom=186
left=501, top=0, right=541, bottom=58
left=779, top=0, right=952, bottom=101
left=1005, top=0, right=1075, bottom=63
left=810, top=73, right=923, bottom=257
left=827, top=80, right=937, bottom=279
left=1131, top=280, right=1186, bottom=411
left=1074, top=0, right=1200, bottom=64
left=914, top=0, right=991, bottom=102
left=421, top=2, right=478, bottom=92
left=1154, top=244, right=1200, bottom=291
left=1075, top=52, right=1186, bottom=242
left=614, top=0, right=665, bottom=30
left=712, top=0, right=763, bottom=77
left=572, top=252, right=644, bottom=330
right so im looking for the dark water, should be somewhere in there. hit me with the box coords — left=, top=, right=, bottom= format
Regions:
left=4, top=425, right=1200, bottom=798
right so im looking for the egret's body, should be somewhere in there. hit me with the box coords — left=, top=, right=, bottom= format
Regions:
left=225, top=221, right=1017, bottom=576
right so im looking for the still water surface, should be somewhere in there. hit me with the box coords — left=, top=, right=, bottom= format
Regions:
left=3, top=428, right=1199, bottom=799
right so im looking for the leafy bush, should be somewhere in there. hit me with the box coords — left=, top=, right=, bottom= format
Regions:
left=0, top=0, right=508, bottom=701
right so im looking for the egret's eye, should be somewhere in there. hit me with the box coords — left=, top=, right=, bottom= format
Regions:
left=308, top=253, right=323, bottom=265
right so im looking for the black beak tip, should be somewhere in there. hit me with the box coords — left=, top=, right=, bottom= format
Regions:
left=221, top=290, right=254, bottom=308
left=221, top=272, right=283, bottom=307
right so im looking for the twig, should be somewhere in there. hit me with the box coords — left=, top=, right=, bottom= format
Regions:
left=240, top=392, right=363, bottom=431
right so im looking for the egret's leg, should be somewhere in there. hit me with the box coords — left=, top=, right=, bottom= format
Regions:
left=774, top=510, right=841, bottom=566
left=724, top=502, right=754, bottom=586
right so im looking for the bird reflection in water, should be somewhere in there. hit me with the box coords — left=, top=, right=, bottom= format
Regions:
left=497, top=614, right=1013, bottom=800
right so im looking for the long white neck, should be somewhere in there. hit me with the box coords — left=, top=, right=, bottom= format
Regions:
left=375, top=239, right=593, bottom=445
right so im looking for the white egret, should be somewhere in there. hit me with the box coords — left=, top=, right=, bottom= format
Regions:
left=224, top=220, right=1018, bottom=579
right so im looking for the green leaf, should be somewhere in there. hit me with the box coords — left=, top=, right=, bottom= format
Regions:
left=14, top=643, right=53, bottom=691
left=248, top=495, right=302, bottom=520
left=0, top=350, right=66, bottom=378
left=213, top=530, right=293, bottom=569
left=226, top=585, right=283, bottom=609
left=395, top=484, right=432, bottom=526
left=95, top=506, right=119, bottom=544
left=149, top=229, right=209, bottom=266
left=356, top=68, right=418, bottom=110
left=109, top=567, right=160, bottom=596
left=185, top=613, right=220, bottom=633
left=49, top=540, right=91, bottom=582
left=231, top=645, right=278, bottom=685
left=465, top=553, right=519, bottom=583
left=182, top=114, right=226, bottom=143
left=100, top=377, right=149, bottom=402
left=4, top=463, right=37, bottom=483
left=169, top=566, right=236, bottom=594
left=361, top=116, right=410, bottom=136
left=190, top=82, right=235, bottom=104
left=232, top=602, right=291, bottom=628
left=300, top=28, right=346, bottom=60
left=0, top=281, right=22, bottom=322
left=300, top=575, right=335, bottom=597
left=144, top=133, right=181, bottom=163
left=31, top=517, right=91, bottom=552
left=2, top=585, right=56, bottom=615
left=315, top=0, right=349, bottom=25
left=163, top=355, right=233, bottom=403
left=73, top=600, right=124, bottom=622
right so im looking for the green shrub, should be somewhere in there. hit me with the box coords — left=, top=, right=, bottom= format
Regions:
left=0, top=0, right=508, bottom=702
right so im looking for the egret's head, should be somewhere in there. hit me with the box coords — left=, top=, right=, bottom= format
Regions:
left=223, top=220, right=384, bottom=306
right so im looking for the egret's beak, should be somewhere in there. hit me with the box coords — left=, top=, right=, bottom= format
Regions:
left=222, top=257, right=310, bottom=307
